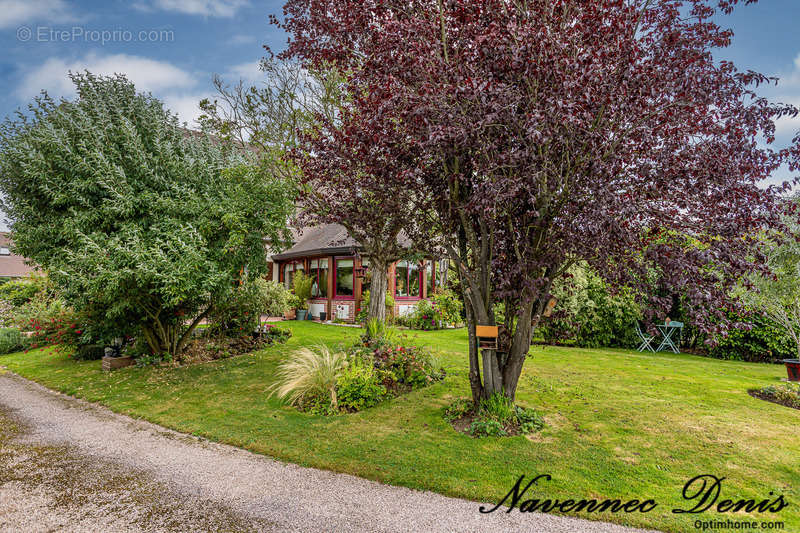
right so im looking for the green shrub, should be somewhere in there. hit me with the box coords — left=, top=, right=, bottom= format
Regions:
left=480, top=393, right=515, bottom=422
left=0, top=327, right=22, bottom=354
left=208, top=277, right=282, bottom=338
left=430, top=289, right=462, bottom=325
left=261, top=280, right=294, bottom=317
left=73, top=343, right=105, bottom=361
left=135, top=352, right=173, bottom=368
left=264, top=324, right=292, bottom=343
left=469, top=419, right=507, bottom=437
left=538, top=264, right=640, bottom=348
left=444, top=395, right=545, bottom=437
left=292, top=271, right=313, bottom=309
left=336, top=360, right=387, bottom=411
left=443, top=397, right=474, bottom=422
left=515, top=405, right=545, bottom=434
left=0, top=273, right=49, bottom=307
left=706, top=312, right=794, bottom=363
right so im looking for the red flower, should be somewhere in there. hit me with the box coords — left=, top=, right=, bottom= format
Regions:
left=75, top=330, right=82, bottom=334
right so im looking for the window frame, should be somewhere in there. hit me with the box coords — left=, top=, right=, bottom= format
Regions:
left=395, top=259, right=423, bottom=300
left=308, top=257, right=329, bottom=299
left=333, top=256, right=355, bottom=300
left=282, top=259, right=305, bottom=290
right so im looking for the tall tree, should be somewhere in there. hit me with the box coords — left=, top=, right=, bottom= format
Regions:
left=741, top=195, right=800, bottom=359
left=0, top=72, right=295, bottom=356
left=279, top=0, right=799, bottom=402
left=201, top=59, right=417, bottom=321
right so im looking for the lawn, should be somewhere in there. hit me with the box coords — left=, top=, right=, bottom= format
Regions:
left=1, top=322, right=797, bottom=532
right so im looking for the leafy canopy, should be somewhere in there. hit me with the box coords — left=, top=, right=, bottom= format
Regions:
left=0, top=72, right=295, bottom=355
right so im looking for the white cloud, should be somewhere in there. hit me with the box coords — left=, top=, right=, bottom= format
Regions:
left=163, top=92, right=212, bottom=127
left=229, top=34, right=257, bottom=46
left=16, top=53, right=206, bottom=124
left=17, top=53, right=196, bottom=100
left=227, top=61, right=262, bottom=85
left=135, top=0, right=248, bottom=17
left=0, top=0, right=78, bottom=29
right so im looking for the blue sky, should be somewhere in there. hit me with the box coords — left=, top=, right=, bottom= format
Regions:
left=1, top=0, right=799, bottom=184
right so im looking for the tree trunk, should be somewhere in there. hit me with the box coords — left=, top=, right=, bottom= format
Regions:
left=368, top=258, right=389, bottom=322
left=464, top=295, right=484, bottom=404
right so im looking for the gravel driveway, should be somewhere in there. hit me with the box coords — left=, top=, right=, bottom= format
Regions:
left=0, top=372, right=656, bottom=533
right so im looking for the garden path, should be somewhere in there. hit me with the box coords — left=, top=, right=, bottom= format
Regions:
left=0, top=372, right=656, bottom=533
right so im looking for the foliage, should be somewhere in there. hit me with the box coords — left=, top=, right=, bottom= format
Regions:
left=336, top=359, right=387, bottom=411
left=208, top=278, right=284, bottom=338
left=0, top=273, right=49, bottom=307
left=360, top=318, right=399, bottom=345
left=430, top=289, right=462, bottom=325
left=705, top=311, right=795, bottom=362
left=738, top=196, right=800, bottom=359
left=399, top=290, right=463, bottom=331
left=0, top=327, right=22, bottom=355
left=279, top=0, right=798, bottom=404
left=270, top=345, right=348, bottom=410
left=0, top=72, right=295, bottom=358
left=74, top=344, right=105, bottom=361
left=260, top=280, right=295, bottom=317
left=292, top=271, right=313, bottom=308
left=754, top=383, right=800, bottom=410
left=135, top=352, right=174, bottom=368
left=539, top=265, right=640, bottom=348
left=263, top=324, right=292, bottom=343
left=444, top=393, right=544, bottom=437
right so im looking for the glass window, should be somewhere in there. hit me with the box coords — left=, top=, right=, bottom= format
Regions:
left=283, top=261, right=304, bottom=289
left=409, top=262, right=420, bottom=297
left=309, top=258, right=328, bottom=298
left=395, top=261, right=409, bottom=297
left=335, top=258, right=354, bottom=297
left=426, top=261, right=435, bottom=296
left=395, top=260, right=422, bottom=298
left=0, top=247, right=9, bottom=256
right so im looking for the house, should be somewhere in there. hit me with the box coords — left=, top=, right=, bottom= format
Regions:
left=0, top=233, right=35, bottom=280
left=270, top=224, right=446, bottom=322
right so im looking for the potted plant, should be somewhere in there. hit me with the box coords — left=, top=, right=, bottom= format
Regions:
left=782, top=358, right=800, bottom=381
left=292, top=271, right=313, bottom=321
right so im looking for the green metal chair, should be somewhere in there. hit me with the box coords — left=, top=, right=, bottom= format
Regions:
left=635, top=322, right=656, bottom=352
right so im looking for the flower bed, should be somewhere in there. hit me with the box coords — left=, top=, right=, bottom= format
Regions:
left=444, top=396, right=545, bottom=438
left=271, top=324, right=444, bottom=415
left=749, top=383, right=800, bottom=410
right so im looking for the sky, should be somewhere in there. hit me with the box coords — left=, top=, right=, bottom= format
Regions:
left=0, top=0, right=799, bottom=229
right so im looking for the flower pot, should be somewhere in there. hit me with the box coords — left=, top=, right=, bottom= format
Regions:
left=296, top=309, right=307, bottom=321
left=283, top=309, right=296, bottom=320
left=102, top=355, right=134, bottom=371
left=782, top=359, right=800, bottom=382
left=319, top=311, right=327, bottom=321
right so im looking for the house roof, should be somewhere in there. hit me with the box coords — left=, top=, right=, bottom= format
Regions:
left=0, top=233, right=36, bottom=278
left=271, top=224, right=361, bottom=261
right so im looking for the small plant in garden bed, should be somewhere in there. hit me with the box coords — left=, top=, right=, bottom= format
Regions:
left=444, top=394, right=545, bottom=438
left=271, top=322, right=444, bottom=414
left=749, top=383, right=800, bottom=410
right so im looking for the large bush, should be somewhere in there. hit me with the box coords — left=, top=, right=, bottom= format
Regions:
left=538, top=265, right=640, bottom=348
left=208, top=278, right=291, bottom=338
left=0, top=327, right=22, bottom=355
left=0, top=73, right=294, bottom=357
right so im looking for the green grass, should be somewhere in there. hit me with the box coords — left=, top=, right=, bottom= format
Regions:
left=1, top=322, right=797, bottom=532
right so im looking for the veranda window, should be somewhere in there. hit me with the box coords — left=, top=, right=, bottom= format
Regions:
left=309, top=258, right=328, bottom=298
left=283, top=260, right=304, bottom=289
left=335, top=258, right=354, bottom=297
left=395, top=260, right=421, bottom=298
